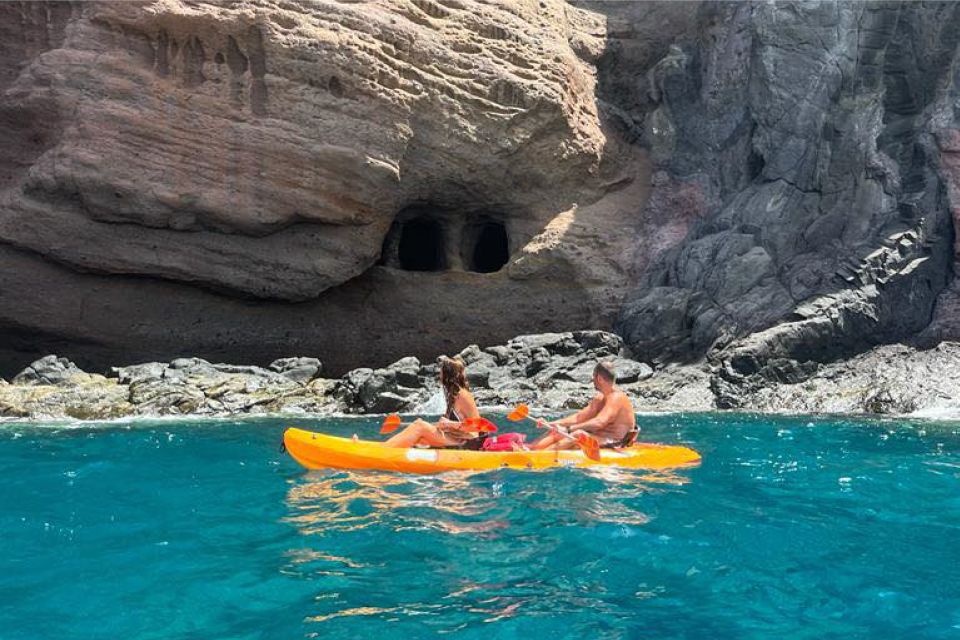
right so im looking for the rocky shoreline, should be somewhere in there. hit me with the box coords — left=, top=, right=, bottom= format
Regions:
left=2, top=331, right=959, bottom=422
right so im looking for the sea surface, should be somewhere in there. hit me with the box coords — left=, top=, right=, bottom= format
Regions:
left=1, top=413, right=959, bottom=639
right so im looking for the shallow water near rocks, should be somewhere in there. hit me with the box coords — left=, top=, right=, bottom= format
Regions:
left=1, top=413, right=959, bottom=639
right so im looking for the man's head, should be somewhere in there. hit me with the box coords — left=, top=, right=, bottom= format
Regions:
left=593, top=361, right=616, bottom=391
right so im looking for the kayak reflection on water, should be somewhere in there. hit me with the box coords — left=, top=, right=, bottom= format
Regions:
left=282, top=466, right=691, bottom=537
left=281, top=465, right=693, bottom=632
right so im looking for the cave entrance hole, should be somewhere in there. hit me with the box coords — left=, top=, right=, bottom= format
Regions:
left=464, top=219, right=509, bottom=273
left=397, top=217, right=446, bottom=271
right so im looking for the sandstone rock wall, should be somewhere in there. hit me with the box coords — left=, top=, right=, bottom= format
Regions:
left=0, top=0, right=612, bottom=299
left=0, top=0, right=654, bottom=376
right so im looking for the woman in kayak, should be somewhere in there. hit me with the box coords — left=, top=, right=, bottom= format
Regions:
left=383, top=355, right=485, bottom=449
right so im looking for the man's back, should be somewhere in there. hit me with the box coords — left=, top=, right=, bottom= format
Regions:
left=593, top=389, right=636, bottom=443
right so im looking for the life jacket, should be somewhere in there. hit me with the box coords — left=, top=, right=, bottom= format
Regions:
left=481, top=432, right=527, bottom=451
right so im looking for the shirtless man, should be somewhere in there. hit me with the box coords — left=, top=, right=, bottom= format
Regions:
left=531, top=361, right=637, bottom=450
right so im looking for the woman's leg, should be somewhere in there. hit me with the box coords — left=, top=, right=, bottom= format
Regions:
left=383, top=419, right=455, bottom=448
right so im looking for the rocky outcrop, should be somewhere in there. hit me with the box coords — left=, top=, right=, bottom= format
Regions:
left=332, top=330, right=660, bottom=413
left=0, top=0, right=610, bottom=299
left=0, top=332, right=707, bottom=420
left=0, top=0, right=653, bottom=378
left=609, top=2, right=960, bottom=379
left=3, top=334, right=960, bottom=421
left=712, top=342, right=960, bottom=417
left=268, top=357, right=322, bottom=385
left=4, top=1, right=960, bottom=383
left=0, top=354, right=336, bottom=420
left=12, top=354, right=89, bottom=386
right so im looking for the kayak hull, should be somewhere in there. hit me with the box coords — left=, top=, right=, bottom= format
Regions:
left=283, top=428, right=701, bottom=473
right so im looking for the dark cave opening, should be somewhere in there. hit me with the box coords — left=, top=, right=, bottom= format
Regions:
left=465, top=220, right=509, bottom=273
left=397, top=217, right=446, bottom=271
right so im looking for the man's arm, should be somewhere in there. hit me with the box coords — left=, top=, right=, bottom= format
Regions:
left=570, top=394, right=621, bottom=434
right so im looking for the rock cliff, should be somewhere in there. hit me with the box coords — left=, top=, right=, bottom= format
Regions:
left=603, top=1, right=960, bottom=380
left=2, top=1, right=960, bottom=382
left=0, top=0, right=654, bottom=375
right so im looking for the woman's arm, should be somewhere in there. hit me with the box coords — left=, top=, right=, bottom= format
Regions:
left=439, top=391, right=480, bottom=434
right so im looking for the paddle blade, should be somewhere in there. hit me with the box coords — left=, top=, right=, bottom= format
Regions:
left=576, top=432, right=602, bottom=461
left=380, top=413, right=402, bottom=434
left=507, top=404, right=529, bottom=422
left=476, top=418, right=498, bottom=433
left=463, top=417, right=499, bottom=433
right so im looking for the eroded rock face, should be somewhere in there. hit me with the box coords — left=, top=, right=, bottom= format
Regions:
left=610, top=1, right=960, bottom=376
left=0, top=0, right=610, bottom=299
left=4, top=1, right=960, bottom=379
left=0, top=0, right=666, bottom=375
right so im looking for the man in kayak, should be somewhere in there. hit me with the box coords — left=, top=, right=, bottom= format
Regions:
left=530, top=361, right=637, bottom=450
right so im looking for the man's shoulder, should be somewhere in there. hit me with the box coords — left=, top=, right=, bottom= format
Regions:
left=611, top=388, right=635, bottom=407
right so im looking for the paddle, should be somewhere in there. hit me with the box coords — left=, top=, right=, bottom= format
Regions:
left=507, top=404, right=601, bottom=461
left=464, top=417, right=499, bottom=434
left=380, top=414, right=498, bottom=435
left=380, top=413, right=403, bottom=434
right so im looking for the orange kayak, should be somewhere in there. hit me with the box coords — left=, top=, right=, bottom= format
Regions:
left=283, top=428, right=701, bottom=474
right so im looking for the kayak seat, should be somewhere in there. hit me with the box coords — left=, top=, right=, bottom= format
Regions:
left=603, top=429, right=639, bottom=449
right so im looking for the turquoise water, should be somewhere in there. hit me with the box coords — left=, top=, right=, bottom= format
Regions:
left=1, top=413, right=959, bottom=639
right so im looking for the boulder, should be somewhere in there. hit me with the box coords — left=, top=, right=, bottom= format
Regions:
left=419, top=362, right=440, bottom=380
left=113, top=362, right=166, bottom=385
left=560, top=361, right=600, bottom=386
left=509, top=333, right=580, bottom=357
left=484, top=346, right=512, bottom=366
left=129, top=380, right=205, bottom=416
left=168, top=357, right=212, bottom=371
left=465, top=367, right=491, bottom=389
left=358, top=371, right=397, bottom=411
left=609, top=358, right=654, bottom=384
left=524, top=347, right=553, bottom=377
left=384, top=357, right=421, bottom=388
left=367, top=392, right=412, bottom=414
left=456, top=345, right=485, bottom=366
left=573, top=331, right=623, bottom=357
left=269, top=357, right=322, bottom=385
left=13, top=355, right=88, bottom=386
